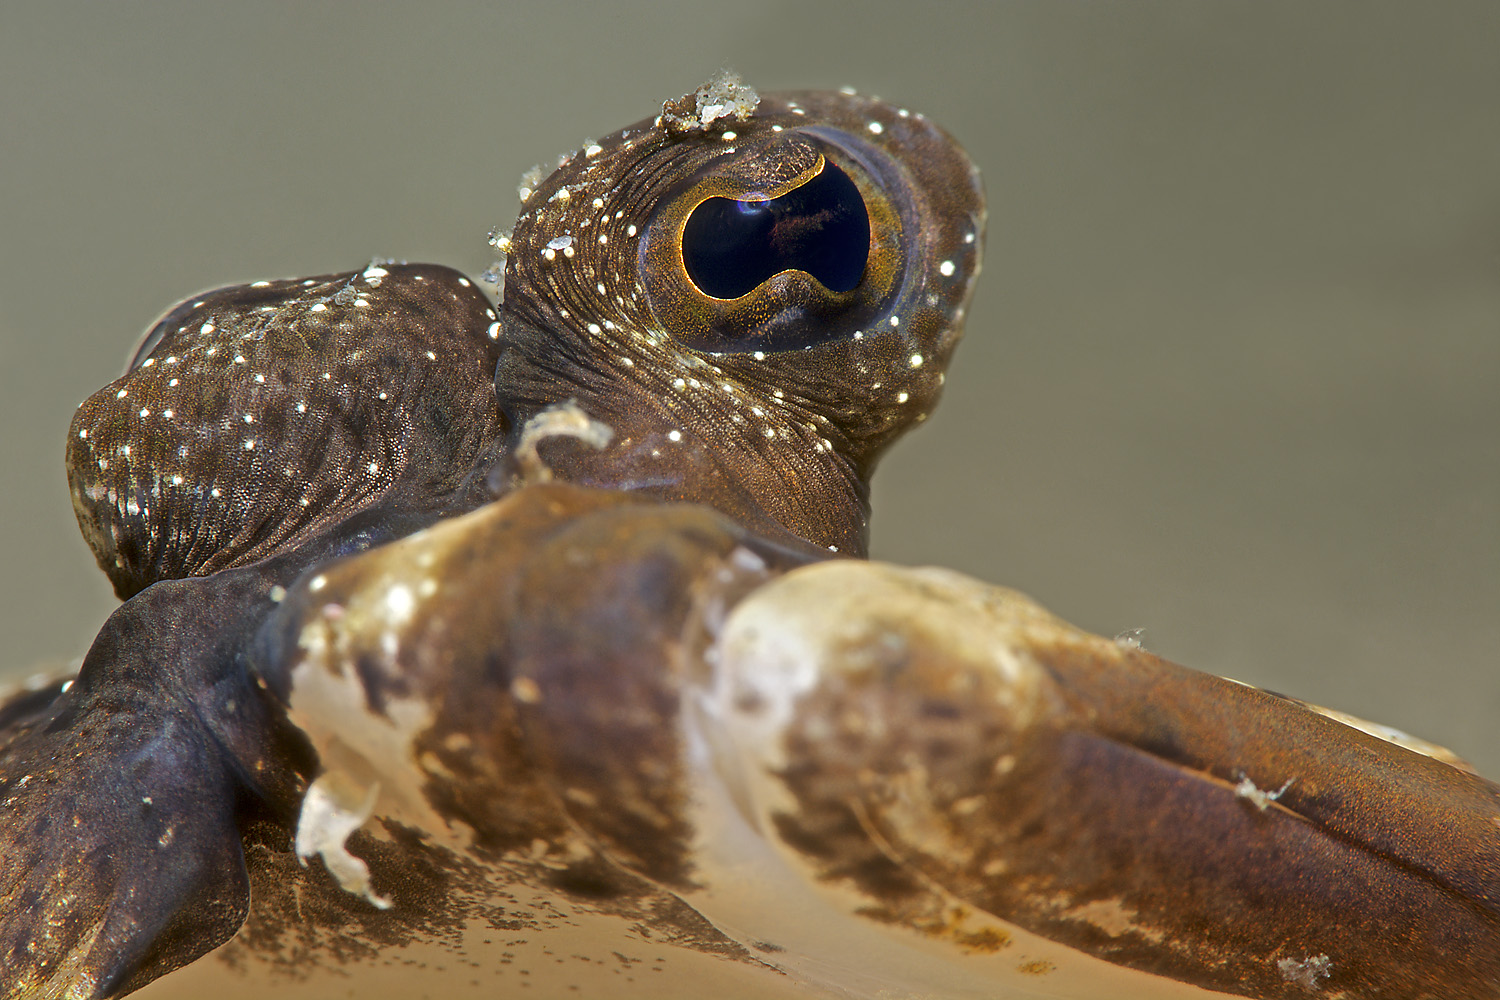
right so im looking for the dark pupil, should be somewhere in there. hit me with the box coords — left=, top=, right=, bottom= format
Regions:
left=682, top=162, right=870, bottom=299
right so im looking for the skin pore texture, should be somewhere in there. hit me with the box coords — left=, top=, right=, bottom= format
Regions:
left=2, top=77, right=1497, bottom=1000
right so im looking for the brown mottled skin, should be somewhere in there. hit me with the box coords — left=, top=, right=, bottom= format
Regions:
left=1, top=78, right=1496, bottom=1000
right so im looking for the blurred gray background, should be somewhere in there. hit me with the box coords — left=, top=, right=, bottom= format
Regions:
left=2, top=3, right=1496, bottom=771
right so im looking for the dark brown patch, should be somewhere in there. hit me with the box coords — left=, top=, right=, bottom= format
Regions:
left=508, top=500, right=804, bottom=888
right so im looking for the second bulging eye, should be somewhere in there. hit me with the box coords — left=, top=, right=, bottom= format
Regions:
left=681, top=162, right=871, bottom=299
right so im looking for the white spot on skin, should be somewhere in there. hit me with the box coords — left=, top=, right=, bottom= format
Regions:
left=310, top=302, right=327, bottom=312
left=384, top=584, right=415, bottom=622
left=910, top=353, right=924, bottom=368
left=667, top=429, right=682, bottom=442
left=867, top=121, right=884, bottom=134
left=940, top=259, right=957, bottom=276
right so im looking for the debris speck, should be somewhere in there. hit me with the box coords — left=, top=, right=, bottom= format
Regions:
left=517, top=164, right=543, bottom=202
left=1114, top=627, right=1146, bottom=649
left=1276, top=953, right=1333, bottom=990
left=660, top=70, right=759, bottom=134
left=511, top=400, right=614, bottom=484
left=1235, top=773, right=1294, bottom=811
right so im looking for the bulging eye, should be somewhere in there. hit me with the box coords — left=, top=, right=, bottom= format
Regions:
left=641, top=131, right=906, bottom=355
left=680, top=161, right=870, bottom=299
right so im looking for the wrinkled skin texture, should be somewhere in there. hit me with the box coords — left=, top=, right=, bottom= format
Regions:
left=2, top=78, right=1497, bottom=1000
